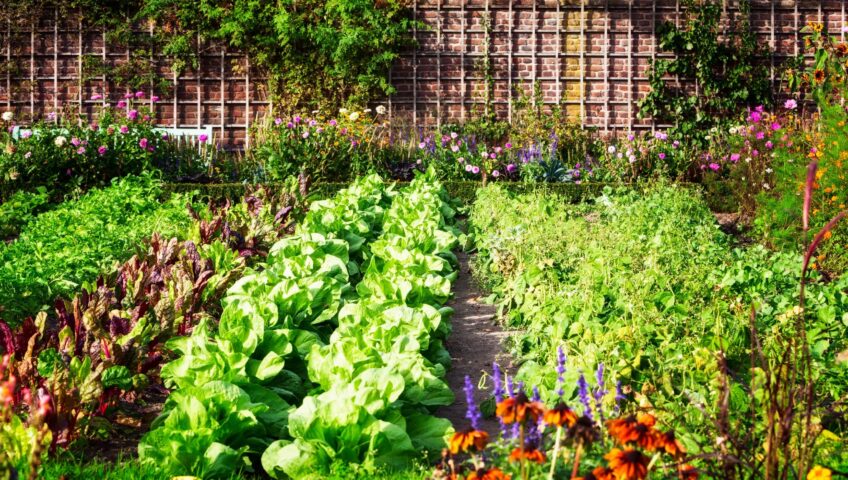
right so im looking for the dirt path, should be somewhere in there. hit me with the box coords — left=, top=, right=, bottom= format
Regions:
left=438, top=252, right=514, bottom=436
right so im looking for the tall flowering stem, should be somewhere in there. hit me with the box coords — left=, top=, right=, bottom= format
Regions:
left=464, top=375, right=483, bottom=431
left=556, top=346, right=566, bottom=397
left=577, top=373, right=593, bottom=421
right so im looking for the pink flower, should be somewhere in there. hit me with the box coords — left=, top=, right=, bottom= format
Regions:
left=709, top=163, right=720, bottom=171
left=505, top=142, right=512, bottom=149
left=274, top=117, right=283, bottom=126
left=464, top=164, right=472, bottom=172
left=20, top=130, right=32, bottom=139
left=309, top=119, right=317, bottom=127
left=492, top=170, right=500, bottom=178
left=293, top=115, right=302, bottom=124
left=471, top=166, right=480, bottom=174
left=98, top=145, right=107, bottom=155
left=329, top=119, right=337, bottom=127
left=286, top=122, right=294, bottom=128
left=139, top=138, right=148, bottom=149
left=302, top=131, right=309, bottom=139
left=730, top=153, right=741, bottom=162
left=458, top=157, right=465, bottom=163
left=123, top=93, right=133, bottom=99
left=116, top=101, right=127, bottom=109
left=784, top=99, right=797, bottom=110
left=151, top=96, right=160, bottom=102
left=771, top=122, right=781, bottom=131
left=418, top=142, right=426, bottom=149
left=506, top=163, right=516, bottom=173
left=756, top=131, right=765, bottom=140
left=71, top=137, right=81, bottom=147
left=765, top=141, right=774, bottom=149
left=198, top=134, right=208, bottom=143
left=450, top=132, right=458, bottom=139
left=90, top=94, right=102, bottom=100
left=748, top=111, right=762, bottom=123
left=143, top=115, right=150, bottom=122
left=489, top=153, right=496, bottom=159
left=76, top=146, right=85, bottom=155
left=127, top=109, right=139, bottom=120
left=658, top=152, right=666, bottom=160
left=119, top=125, right=129, bottom=134
left=627, top=134, right=635, bottom=141
left=451, top=145, right=459, bottom=152
left=24, top=151, right=31, bottom=159
left=135, top=91, right=145, bottom=98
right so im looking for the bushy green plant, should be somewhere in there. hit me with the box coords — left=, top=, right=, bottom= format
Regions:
left=0, top=174, right=196, bottom=324
left=0, top=187, right=50, bottom=239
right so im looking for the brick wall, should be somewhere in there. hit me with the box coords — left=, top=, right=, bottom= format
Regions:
left=0, top=1, right=843, bottom=148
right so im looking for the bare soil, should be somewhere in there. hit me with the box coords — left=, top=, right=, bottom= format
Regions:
left=437, top=252, right=514, bottom=436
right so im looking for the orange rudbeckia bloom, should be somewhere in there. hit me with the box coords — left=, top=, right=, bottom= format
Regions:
left=544, top=401, right=578, bottom=428
left=679, top=464, right=699, bottom=480
left=467, top=467, right=511, bottom=480
left=575, top=466, right=615, bottom=480
left=508, top=446, right=546, bottom=464
left=607, top=414, right=660, bottom=450
left=605, top=448, right=650, bottom=480
left=657, top=430, right=685, bottom=458
left=496, top=392, right=545, bottom=424
left=449, top=429, right=489, bottom=454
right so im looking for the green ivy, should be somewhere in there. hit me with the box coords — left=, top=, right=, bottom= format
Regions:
left=1, top=1, right=421, bottom=111
left=637, top=0, right=772, bottom=142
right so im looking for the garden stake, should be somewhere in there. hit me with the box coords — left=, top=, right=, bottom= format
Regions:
left=547, top=425, right=563, bottom=480
left=570, top=440, right=583, bottom=480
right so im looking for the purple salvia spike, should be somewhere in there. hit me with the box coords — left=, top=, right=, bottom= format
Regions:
left=577, top=373, right=593, bottom=422
left=464, top=375, right=483, bottom=431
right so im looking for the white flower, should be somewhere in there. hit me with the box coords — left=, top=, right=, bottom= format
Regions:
left=375, top=105, right=387, bottom=115
left=480, top=151, right=488, bottom=158
left=348, top=112, right=360, bottom=121
left=745, top=157, right=751, bottom=163
left=762, top=183, right=770, bottom=190
left=54, top=135, right=67, bottom=147
left=765, top=168, right=773, bottom=173
left=628, top=154, right=636, bottom=163
left=729, top=127, right=738, bottom=135
left=339, top=108, right=349, bottom=115
left=311, top=110, right=319, bottom=114
left=363, top=108, right=372, bottom=113
left=607, top=145, right=616, bottom=154
left=1, top=111, right=13, bottom=122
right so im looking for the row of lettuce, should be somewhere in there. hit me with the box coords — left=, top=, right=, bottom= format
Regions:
left=137, top=171, right=461, bottom=478
left=468, top=183, right=848, bottom=472
left=0, top=175, right=305, bottom=477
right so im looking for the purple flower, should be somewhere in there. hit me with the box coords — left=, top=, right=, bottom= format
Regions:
left=286, top=122, right=294, bottom=128
left=198, top=134, right=208, bottom=143
left=309, top=119, right=317, bottom=127
left=138, top=138, right=148, bottom=149
left=709, top=162, right=720, bottom=171
left=98, top=145, right=107, bottom=155
left=492, top=170, right=500, bottom=178
left=293, top=115, right=302, bottom=124
left=654, top=131, right=667, bottom=141
left=614, top=380, right=626, bottom=413
left=506, top=163, right=516, bottom=173
left=672, top=140, right=680, bottom=148
left=748, top=111, right=762, bottom=123
left=127, top=109, right=139, bottom=120
left=766, top=141, right=774, bottom=149
left=627, top=133, right=635, bottom=141
left=274, top=117, right=283, bottom=126
left=464, top=375, right=482, bottom=430
left=658, top=152, right=666, bottom=160
left=556, top=346, right=567, bottom=397
left=329, top=119, right=337, bottom=127
left=593, top=363, right=607, bottom=424
left=784, top=99, right=797, bottom=110
left=577, top=374, right=593, bottom=420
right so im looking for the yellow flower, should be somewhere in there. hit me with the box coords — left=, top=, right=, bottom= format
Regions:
left=807, top=466, right=831, bottom=480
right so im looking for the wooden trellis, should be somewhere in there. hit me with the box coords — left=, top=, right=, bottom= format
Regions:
left=0, top=1, right=842, bottom=146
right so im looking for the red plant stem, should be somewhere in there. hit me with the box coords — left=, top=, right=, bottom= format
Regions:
left=571, top=441, right=583, bottom=480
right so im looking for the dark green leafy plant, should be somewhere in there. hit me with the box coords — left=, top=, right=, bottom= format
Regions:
left=637, top=0, right=772, bottom=142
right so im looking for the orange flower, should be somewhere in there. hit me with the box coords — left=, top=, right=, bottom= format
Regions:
left=467, top=467, right=511, bottom=480
left=605, top=448, right=650, bottom=480
left=496, top=392, right=545, bottom=424
left=449, top=429, right=489, bottom=454
left=544, top=402, right=578, bottom=428
left=679, top=465, right=699, bottom=480
left=575, top=467, right=615, bottom=480
left=808, top=466, right=832, bottom=480
left=814, top=69, right=826, bottom=84
left=607, top=414, right=659, bottom=450
left=509, top=447, right=546, bottom=464
left=657, top=430, right=685, bottom=458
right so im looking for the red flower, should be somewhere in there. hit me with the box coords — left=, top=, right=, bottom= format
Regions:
left=509, top=446, right=546, bottom=464
left=449, top=429, right=488, bottom=454
left=496, top=391, right=545, bottom=424
left=544, top=401, right=578, bottom=428
left=607, top=414, right=660, bottom=450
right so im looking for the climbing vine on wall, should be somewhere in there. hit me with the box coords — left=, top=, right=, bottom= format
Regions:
left=0, top=0, right=421, bottom=111
left=637, top=0, right=772, bottom=141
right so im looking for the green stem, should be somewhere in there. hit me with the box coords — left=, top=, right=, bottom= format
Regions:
left=548, top=425, right=563, bottom=480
